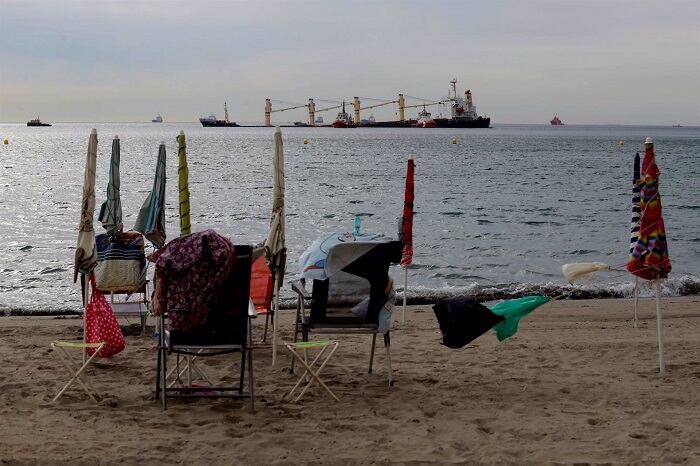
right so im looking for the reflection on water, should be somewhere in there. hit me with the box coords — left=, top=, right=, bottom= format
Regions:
left=0, top=123, right=698, bottom=312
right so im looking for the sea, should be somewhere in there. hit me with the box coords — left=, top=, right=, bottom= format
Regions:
left=0, top=122, right=698, bottom=314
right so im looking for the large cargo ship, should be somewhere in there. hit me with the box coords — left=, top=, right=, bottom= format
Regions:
left=200, top=102, right=239, bottom=127
left=432, top=79, right=490, bottom=128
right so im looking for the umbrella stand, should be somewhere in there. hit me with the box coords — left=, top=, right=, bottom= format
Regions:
left=401, top=267, right=408, bottom=325
left=655, top=279, right=665, bottom=372
left=633, top=277, right=640, bottom=328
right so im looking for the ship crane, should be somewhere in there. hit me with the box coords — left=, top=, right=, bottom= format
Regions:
left=266, top=98, right=319, bottom=126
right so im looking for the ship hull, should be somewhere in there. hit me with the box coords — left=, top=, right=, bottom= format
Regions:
left=200, top=121, right=240, bottom=127
left=433, top=117, right=490, bottom=128
left=27, top=122, right=51, bottom=127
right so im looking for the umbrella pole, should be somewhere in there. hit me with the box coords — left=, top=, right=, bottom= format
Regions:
left=401, top=267, right=408, bottom=325
left=655, top=279, right=665, bottom=373
left=82, top=273, right=89, bottom=365
left=272, top=275, right=280, bottom=367
left=633, top=277, right=639, bottom=328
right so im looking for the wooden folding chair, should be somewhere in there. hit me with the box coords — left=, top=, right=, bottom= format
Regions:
left=285, top=340, right=339, bottom=402
left=50, top=340, right=105, bottom=403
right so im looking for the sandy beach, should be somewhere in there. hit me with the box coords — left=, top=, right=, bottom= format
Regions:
left=1, top=297, right=699, bottom=465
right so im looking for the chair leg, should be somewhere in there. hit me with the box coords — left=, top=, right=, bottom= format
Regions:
left=239, top=347, right=246, bottom=395
left=160, top=347, right=168, bottom=410
left=369, top=333, right=377, bottom=374
left=248, top=325, right=255, bottom=410
left=384, top=333, right=394, bottom=387
left=289, top=306, right=302, bottom=374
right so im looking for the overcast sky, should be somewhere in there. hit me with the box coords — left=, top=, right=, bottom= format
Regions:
left=1, top=0, right=699, bottom=124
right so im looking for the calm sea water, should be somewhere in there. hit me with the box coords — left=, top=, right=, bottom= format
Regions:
left=0, top=123, right=698, bottom=313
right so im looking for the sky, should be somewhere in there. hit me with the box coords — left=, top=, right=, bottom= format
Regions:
left=1, top=0, right=699, bottom=125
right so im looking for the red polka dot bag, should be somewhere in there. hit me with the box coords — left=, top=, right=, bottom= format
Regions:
left=85, top=275, right=126, bottom=358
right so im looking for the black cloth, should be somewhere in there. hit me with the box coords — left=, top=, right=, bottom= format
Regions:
left=432, top=297, right=504, bottom=349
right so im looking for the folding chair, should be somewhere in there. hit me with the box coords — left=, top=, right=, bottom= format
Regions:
left=291, top=240, right=402, bottom=386
left=99, top=281, right=150, bottom=335
left=51, top=340, right=105, bottom=403
left=250, top=255, right=275, bottom=343
left=155, top=244, right=256, bottom=410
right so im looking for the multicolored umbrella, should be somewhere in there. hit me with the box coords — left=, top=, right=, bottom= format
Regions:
left=74, top=129, right=98, bottom=282
left=177, top=131, right=191, bottom=236
left=627, top=140, right=671, bottom=280
left=134, top=143, right=167, bottom=248
left=97, top=136, right=123, bottom=236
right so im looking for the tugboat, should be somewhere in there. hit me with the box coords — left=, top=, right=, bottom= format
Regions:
left=550, top=114, right=564, bottom=126
left=199, top=102, right=239, bottom=127
left=27, top=116, right=51, bottom=127
left=331, top=101, right=355, bottom=128
left=152, top=114, right=163, bottom=123
left=411, top=106, right=436, bottom=128
left=432, top=80, right=490, bottom=128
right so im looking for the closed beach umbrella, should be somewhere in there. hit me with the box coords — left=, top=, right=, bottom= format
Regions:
left=177, top=131, right=191, bottom=236
left=627, top=139, right=671, bottom=280
left=626, top=137, right=671, bottom=372
left=630, top=153, right=642, bottom=326
left=265, top=127, right=286, bottom=365
left=97, top=136, right=123, bottom=235
left=74, top=129, right=98, bottom=282
left=400, top=158, right=415, bottom=324
left=134, top=143, right=167, bottom=248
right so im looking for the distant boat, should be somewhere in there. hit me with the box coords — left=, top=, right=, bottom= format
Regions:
left=411, top=106, right=437, bottom=128
left=672, top=124, right=682, bottom=128
left=199, top=102, right=239, bottom=127
left=152, top=114, right=163, bottom=123
left=315, top=115, right=324, bottom=125
left=550, top=114, right=564, bottom=126
left=331, top=101, right=355, bottom=128
left=27, top=117, right=51, bottom=127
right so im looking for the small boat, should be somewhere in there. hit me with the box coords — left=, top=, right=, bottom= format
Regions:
left=550, top=114, right=564, bottom=126
left=152, top=114, right=163, bottom=123
left=411, top=107, right=437, bottom=128
left=199, top=102, right=240, bottom=127
left=315, top=115, right=324, bottom=125
left=331, top=101, right=355, bottom=128
left=294, top=121, right=309, bottom=127
left=672, top=124, right=682, bottom=128
left=27, top=117, right=51, bottom=127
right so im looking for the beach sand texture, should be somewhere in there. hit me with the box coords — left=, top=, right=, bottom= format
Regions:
left=1, top=297, right=699, bottom=465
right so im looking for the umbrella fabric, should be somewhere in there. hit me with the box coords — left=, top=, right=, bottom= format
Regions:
left=134, top=143, right=167, bottom=248
left=299, top=232, right=387, bottom=280
left=629, top=153, right=641, bottom=254
left=74, top=129, right=99, bottom=282
left=400, top=158, right=415, bottom=267
left=488, top=295, right=551, bottom=341
left=264, top=128, right=286, bottom=277
left=177, top=132, right=191, bottom=236
left=562, top=262, right=609, bottom=284
left=97, top=137, right=123, bottom=235
left=627, top=145, right=672, bottom=280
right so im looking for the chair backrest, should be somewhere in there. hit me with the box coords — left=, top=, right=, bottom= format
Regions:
left=310, top=241, right=402, bottom=324
left=168, top=245, right=252, bottom=347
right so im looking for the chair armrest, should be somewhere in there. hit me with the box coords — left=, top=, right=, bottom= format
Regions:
left=290, top=280, right=311, bottom=299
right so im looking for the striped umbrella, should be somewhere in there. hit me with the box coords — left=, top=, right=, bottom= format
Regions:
left=627, top=140, right=671, bottom=280
left=97, top=136, right=123, bottom=235
left=134, top=143, right=167, bottom=248
left=177, top=131, right=191, bottom=236
left=400, top=158, right=415, bottom=324
left=73, top=129, right=99, bottom=282
left=630, top=152, right=641, bottom=326
left=265, top=127, right=286, bottom=366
